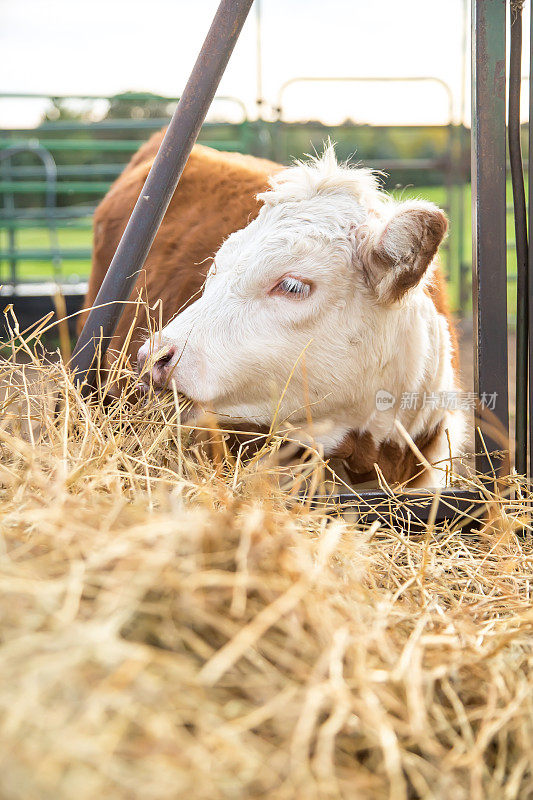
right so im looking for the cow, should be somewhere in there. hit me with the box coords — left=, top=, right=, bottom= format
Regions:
left=81, top=134, right=464, bottom=487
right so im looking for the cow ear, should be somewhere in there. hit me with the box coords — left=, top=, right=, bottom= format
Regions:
left=352, top=201, right=447, bottom=304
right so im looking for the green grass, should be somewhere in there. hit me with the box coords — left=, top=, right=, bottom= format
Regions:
left=0, top=221, right=93, bottom=282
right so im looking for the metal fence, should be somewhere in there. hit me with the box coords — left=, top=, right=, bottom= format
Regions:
left=0, top=86, right=490, bottom=319
left=0, top=92, right=251, bottom=285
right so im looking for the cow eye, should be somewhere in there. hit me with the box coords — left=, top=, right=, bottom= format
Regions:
left=274, top=276, right=312, bottom=299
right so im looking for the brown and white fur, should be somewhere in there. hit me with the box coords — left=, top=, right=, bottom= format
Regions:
left=81, top=137, right=464, bottom=487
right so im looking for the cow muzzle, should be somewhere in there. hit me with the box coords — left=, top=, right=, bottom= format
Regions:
left=137, top=341, right=177, bottom=392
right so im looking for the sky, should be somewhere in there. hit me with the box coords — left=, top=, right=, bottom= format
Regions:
left=1, top=0, right=530, bottom=128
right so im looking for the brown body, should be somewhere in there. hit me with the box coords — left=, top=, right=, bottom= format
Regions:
left=82, top=136, right=458, bottom=486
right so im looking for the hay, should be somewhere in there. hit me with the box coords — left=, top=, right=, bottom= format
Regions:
left=0, top=315, right=532, bottom=800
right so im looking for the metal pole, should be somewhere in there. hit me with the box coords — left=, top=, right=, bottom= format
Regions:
left=529, top=0, right=533, bottom=478
left=255, top=0, right=264, bottom=115
left=509, top=0, right=528, bottom=476
left=71, top=0, right=255, bottom=385
left=0, top=159, right=17, bottom=285
left=0, top=144, right=62, bottom=285
left=457, top=0, right=469, bottom=312
left=471, top=0, right=509, bottom=473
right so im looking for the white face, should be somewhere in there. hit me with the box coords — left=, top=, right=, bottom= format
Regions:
left=137, top=150, right=448, bottom=449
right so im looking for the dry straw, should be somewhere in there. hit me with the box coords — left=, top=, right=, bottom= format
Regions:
left=0, top=308, right=532, bottom=800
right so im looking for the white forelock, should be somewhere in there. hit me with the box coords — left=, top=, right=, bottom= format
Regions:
left=257, top=142, right=381, bottom=209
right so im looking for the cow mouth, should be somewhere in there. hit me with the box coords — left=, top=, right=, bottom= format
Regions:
left=135, top=380, right=197, bottom=420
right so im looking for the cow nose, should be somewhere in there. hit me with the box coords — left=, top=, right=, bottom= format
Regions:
left=137, top=343, right=177, bottom=390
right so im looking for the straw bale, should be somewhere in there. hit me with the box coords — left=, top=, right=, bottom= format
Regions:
left=0, top=319, right=532, bottom=800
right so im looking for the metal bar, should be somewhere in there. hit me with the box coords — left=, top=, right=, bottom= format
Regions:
left=529, top=1, right=533, bottom=478
left=0, top=219, right=92, bottom=229
left=71, top=0, right=255, bottom=385
left=0, top=138, right=245, bottom=153
left=0, top=206, right=95, bottom=220
left=0, top=248, right=91, bottom=260
left=3, top=164, right=123, bottom=179
left=4, top=118, right=247, bottom=133
left=275, top=76, right=455, bottom=123
left=0, top=140, right=149, bottom=152
left=0, top=281, right=87, bottom=297
left=9, top=119, right=181, bottom=133
left=0, top=91, right=248, bottom=118
left=455, top=0, right=469, bottom=314
left=0, top=159, right=17, bottom=284
left=0, top=144, right=62, bottom=286
left=0, top=181, right=113, bottom=193
left=357, top=158, right=448, bottom=171
left=5, top=120, right=242, bottom=134
left=0, top=153, right=63, bottom=281
left=255, top=0, right=264, bottom=114
left=442, top=126, right=455, bottom=296
left=509, top=1, right=528, bottom=476
left=471, top=0, right=509, bottom=473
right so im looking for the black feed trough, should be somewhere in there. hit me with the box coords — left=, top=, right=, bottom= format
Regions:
left=315, top=488, right=487, bottom=530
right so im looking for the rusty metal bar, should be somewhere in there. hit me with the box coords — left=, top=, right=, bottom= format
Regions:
left=509, top=1, right=528, bottom=476
left=71, top=0, right=255, bottom=386
left=529, top=0, right=533, bottom=477
left=471, top=0, right=509, bottom=473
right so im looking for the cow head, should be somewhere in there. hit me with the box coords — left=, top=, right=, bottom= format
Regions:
left=137, top=146, right=449, bottom=453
